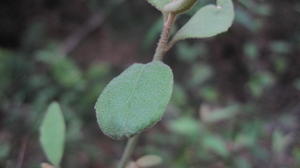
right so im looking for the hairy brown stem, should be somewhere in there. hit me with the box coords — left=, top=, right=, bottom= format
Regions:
left=153, top=13, right=177, bottom=61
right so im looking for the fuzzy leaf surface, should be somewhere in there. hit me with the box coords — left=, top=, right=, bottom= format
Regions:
left=95, top=61, right=173, bottom=140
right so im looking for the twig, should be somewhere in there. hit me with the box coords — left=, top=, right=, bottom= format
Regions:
left=60, top=11, right=106, bottom=55
left=60, top=0, right=126, bottom=55
left=153, top=13, right=177, bottom=61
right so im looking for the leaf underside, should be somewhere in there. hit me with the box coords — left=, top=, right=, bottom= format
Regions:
left=95, top=61, right=173, bottom=140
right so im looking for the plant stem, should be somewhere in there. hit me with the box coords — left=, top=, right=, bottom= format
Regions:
left=153, top=13, right=177, bottom=61
left=117, top=135, right=139, bottom=168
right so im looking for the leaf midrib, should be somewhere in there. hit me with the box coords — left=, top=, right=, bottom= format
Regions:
left=123, top=64, right=147, bottom=136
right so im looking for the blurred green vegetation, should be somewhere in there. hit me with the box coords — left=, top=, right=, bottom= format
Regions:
left=0, top=0, right=300, bottom=167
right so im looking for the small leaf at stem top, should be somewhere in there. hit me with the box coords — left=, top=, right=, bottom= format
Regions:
left=171, top=0, right=235, bottom=43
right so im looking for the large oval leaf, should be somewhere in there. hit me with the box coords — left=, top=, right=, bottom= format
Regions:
left=95, top=61, right=173, bottom=140
left=171, top=0, right=234, bottom=43
left=39, top=102, right=65, bottom=167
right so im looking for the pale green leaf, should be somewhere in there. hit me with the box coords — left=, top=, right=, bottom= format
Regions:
left=168, top=117, right=201, bottom=137
left=95, top=61, right=173, bottom=140
left=203, top=135, right=229, bottom=157
left=172, top=0, right=234, bottom=43
left=146, top=0, right=171, bottom=11
left=39, top=102, right=65, bottom=166
left=272, top=130, right=292, bottom=154
left=200, top=105, right=240, bottom=123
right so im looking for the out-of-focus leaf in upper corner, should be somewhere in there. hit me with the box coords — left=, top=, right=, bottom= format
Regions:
left=171, top=0, right=235, bottom=43
left=35, top=45, right=83, bottom=88
left=235, top=7, right=260, bottom=32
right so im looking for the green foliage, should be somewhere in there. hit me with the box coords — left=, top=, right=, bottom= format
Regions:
left=201, top=105, right=240, bottom=123
left=168, top=117, right=201, bottom=139
left=36, top=46, right=83, bottom=88
left=40, top=102, right=66, bottom=166
left=234, top=157, right=251, bottom=168
left=272, top=130, right=292, bottom=154
left=244, top=42, right=259, bottom=59
left=171, top=0, right=234, bottom=43
left=0, top=49, right=13, bottom=96
left=189, top=63, right=213, bottom=87
left=200, top=86, right=219, bottom=102
left=170, top=84, right=188, bottom=107
left=0, top=142, right=10, bottom=160
left=270, top=41, right=291, bottom=54
left=247, top=72, right=274, bottom=97
left=6, top=0, right=300, bottom=167
left=95, top=61, right=173, bottom=140
left=202, top=134, right=229, bottom=157
left=176, top=42, right=204, bottom=62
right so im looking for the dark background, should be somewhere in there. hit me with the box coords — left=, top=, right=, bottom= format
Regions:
left=0, top=0, right=300, bottom=167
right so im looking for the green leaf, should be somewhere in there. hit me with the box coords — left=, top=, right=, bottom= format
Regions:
left=171, top=0, right=234, bottom=43
left=146, top=0, right=171, bottom=11
left=95, top=61, right=173, bottom=140
left=40, top=102, right=66, bottom=166
left=272, top=130, right=292, bottom=154
left=168, top=117, right=201, bottom=138
left=203, top=135, right=229, bottom=157
left=200, top=105, right=240, bottom=123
